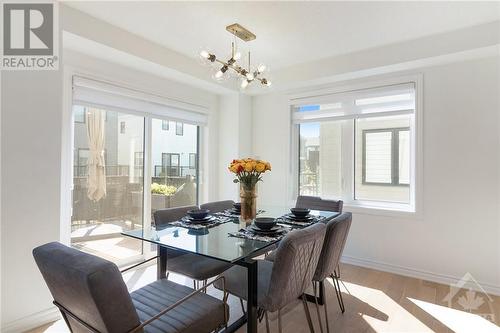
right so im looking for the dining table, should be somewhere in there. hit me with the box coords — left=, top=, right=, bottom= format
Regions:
left=122, top=205, right=340, bottom=333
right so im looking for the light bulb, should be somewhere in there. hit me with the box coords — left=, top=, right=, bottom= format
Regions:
left=246, top=72, right=254, bottom=80
left=215, top=70, right=224, bottom=79
left=200, top=50, right=210, bottom=59
left=257, top=64, right=266, bottom=73
left=234, top=52, right=241, bottom=60
left=241, top=79, right=249, bottom=89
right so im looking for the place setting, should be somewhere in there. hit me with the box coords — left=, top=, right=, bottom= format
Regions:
left=170, top=209, right=231, bottom=230
left=229, top=217, right=291, bottom=242
left=216, top=202, right=265, bottom=218
left=275, top=208, right=327, bottom=227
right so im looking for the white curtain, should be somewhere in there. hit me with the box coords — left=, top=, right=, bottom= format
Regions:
left=86, top=108, right=106, bottom=202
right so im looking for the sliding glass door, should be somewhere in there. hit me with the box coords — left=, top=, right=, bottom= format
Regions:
left=71, top=108, right=201, bottom=264
left=71, top=106, right=145, bottom=263
left=151, top=118, right=199, bottom=217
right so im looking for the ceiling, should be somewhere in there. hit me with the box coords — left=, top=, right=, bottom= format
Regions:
left=65, top=1, right=500, bottom=72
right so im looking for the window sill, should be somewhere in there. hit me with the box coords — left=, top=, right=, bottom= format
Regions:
left=344, top=201, right=419, bottom=219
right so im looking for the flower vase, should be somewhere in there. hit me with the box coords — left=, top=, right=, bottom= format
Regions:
left=240, top=185, right=257, bottom=224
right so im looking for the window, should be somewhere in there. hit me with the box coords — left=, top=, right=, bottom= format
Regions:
left=294, top=82, right=417, bottom=210
left=71, top=76, right=207, bottom=263
left=176, top=122, right=183, bottom=136
left=362, top=127, right=409, bottom=186
left=162, top=153, right=180, bottom=176
left=74, top=105, right=86, bottom=123
left=135, top=152, right=144, bottom=166
left=153, top=119, right=199, bottom=210
left=71, top=107, right=145, bottom=263
left=356, top=116, right=411, bottom=203
left=162, top=120, right=169, bottom=131
left=189, top=153, right=197, bottom=169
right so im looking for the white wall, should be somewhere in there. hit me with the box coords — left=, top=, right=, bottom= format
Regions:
left=217, top=94, right=253, bottom=201
left=252, top=55, right=500, bottom=293
left=1, top=70, right=64, bottom=329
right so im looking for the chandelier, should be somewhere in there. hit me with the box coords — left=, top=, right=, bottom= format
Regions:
left=200, top=23, right=271, bottom=89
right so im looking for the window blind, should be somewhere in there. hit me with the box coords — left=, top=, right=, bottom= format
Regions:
left=72, top=76, right=209, bottom=126
left=291, top=82, right=415, bottom=124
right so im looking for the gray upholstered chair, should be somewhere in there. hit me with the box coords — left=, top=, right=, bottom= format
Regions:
left=33, top=242, right=228, bottom=333
left=296, top=195, right=343, bottom=213
left=200, top=200, right=235, bottom=213
left=214, top=223, right=326, bottom=333
left=153, top=205, right=231, bottom=289
left=311, top=212, right=352, bottom=333
left=266, top=213, right=352, bottom=333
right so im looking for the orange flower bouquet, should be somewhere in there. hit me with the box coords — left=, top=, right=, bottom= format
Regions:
left=228, top=158, right=271, bottom=221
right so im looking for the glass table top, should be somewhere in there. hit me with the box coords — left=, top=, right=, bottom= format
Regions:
left=122, top=205, right=339, bottom=263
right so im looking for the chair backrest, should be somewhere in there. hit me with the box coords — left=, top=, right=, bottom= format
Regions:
left=262, top=223, right=326, bottom=312
left=313, top=212, right=352, bottom=281
left=153, top=205, right=198, bottom=228
left=296, top=195, right=343, bottom=213
left=33, top=242, right=141, bottom=333
left=200, top=200, right=235, bottom=213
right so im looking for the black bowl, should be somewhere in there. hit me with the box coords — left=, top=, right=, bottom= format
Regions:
left=187, top=209, right=210, bottom=220
left=254, top=217, right=277, bottom=230
left=233, top=202, right=241, bottom=211
left=290, top=208, right=310, bottom=218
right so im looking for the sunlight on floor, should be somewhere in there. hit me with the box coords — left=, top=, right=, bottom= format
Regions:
left=409, top=297, right=500, bottom=333
left=73, top=237, right=140, bottom=260
left=331, top=280, right=433, bottom=332
left=71, top=222, right=127, bottom=238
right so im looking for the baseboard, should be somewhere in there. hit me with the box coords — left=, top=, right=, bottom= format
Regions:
left=341, top=255, right=500, bottom=296
left=1, top=307, right=61, bottom=333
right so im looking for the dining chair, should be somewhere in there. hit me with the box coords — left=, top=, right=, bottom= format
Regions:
left=296, top=195, right=343, bottom=213
left=200, top=200, right=235, bottom=213
left=310, top=212, right=352, bottom=333
left=33, top=242, right=228, bottom=333
left=214, top=223, right=326, bottom=333
left=153, top=206, right=232, bottom=289
left=264, top=213, right=352, bottom=333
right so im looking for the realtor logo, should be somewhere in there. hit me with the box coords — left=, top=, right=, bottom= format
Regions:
left=1, top=2, right=58, bottom=70
left=443, top=272, right=495, bottom=323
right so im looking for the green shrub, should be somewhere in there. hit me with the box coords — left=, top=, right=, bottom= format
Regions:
left=151, top=183, right=177, bottom=196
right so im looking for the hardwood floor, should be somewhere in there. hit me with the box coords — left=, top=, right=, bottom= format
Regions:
left=26, top=263, right=500, bottom=333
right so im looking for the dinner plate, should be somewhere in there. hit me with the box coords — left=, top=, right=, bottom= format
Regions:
left=284, top=214, right=314, bottom=222
left=182, top=216, right=216, bottom=224
left=250, top=225, right=285, bottom=235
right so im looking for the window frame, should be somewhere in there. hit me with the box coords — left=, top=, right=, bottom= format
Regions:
left=189, top=153, right=197, bottom=169
left=290, top=75, right=423, bottom=216
left=74, top=107, right=86, bottom=123
left=162, top=120, right=169, bottom=131
left=175, top=122, right=183, bottom=136
left=361, top=127, right=410, bottom=187
left=134, top=151, right=144, bottom=167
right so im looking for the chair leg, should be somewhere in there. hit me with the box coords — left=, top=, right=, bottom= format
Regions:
left=331, top=272, right=345, bottom=313
left=166, top=272, right=169, bottom=280
left=265, top=311, right=270, bottom=333
left=278, top=308, right=283, bottom=333
left=312, top=282, right=324, bottom=333
left=203, top=279, right=208, bottom=293
left=302, top=294, right=315, bottom=333
left=239, top=298, right=246, bottom=315
left=322, top=281, right=330, bottom=333
left=193, top=280, right=197, bottom=289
